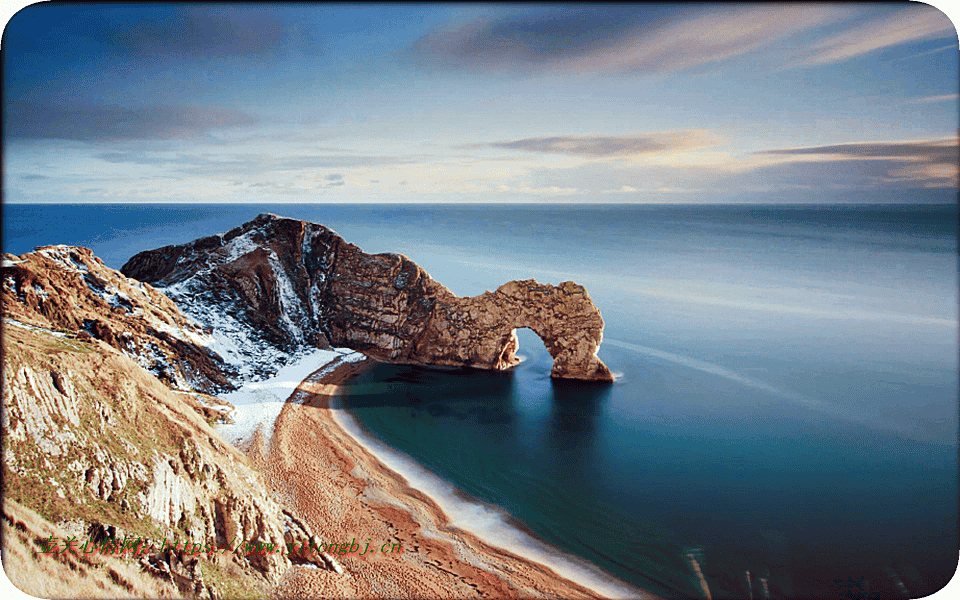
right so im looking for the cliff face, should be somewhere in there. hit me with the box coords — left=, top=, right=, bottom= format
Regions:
left=415, top=279, right=610, bottom=381
left=3, top=246, right=235, bottom=394
left=122, top=214, right=613, bottom=382
left=2, top=249, right=338, bottom=598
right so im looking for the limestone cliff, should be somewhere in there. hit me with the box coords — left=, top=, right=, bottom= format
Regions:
left=3, top=246, right=235, bottom=394
left=2, top=249, right=338, bottom=598
left=415, top=279, right=611, bottom=381
left=121, top=214, right=613, bottom=382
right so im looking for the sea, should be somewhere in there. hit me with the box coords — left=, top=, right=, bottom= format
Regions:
left=4, top=202, right=958, bottom=599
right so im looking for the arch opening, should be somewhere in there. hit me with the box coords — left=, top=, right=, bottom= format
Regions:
left=495, top=326, right=554, bottom=372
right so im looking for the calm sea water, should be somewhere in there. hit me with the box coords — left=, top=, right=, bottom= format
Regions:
left=5, top=203, right=958, bottom=598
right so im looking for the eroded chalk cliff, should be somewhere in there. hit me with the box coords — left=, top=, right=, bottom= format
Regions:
left=2, top=249, right=339, bottom=598
left=121, top=214, right=613, bottom=382
left=3, top=246, right=235, bottom=393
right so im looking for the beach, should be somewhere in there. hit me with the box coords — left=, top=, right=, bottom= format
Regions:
left=254, top=355, right=653, bottom=599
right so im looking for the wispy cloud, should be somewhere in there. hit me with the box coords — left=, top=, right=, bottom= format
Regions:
left=755, top=139, right=959, bottom=188
left=492, top=184, right=580, bottom=195
left=320, top=173, right=345, bottom=188
left=599, top=185, right=690, bottom=194
left=6, top=102, right=259, bottom=141
left=793, top=7, right=955, bottom=67
left=892, top=43, right=957, bottom=61
left=906, top=93, right=959, bottom=104
left=604, top=185, right=639, bottom=193
left=759, top=139, right=957, bottom=163
left=407, top=4, right=955, bottom=75
left=93, top=150, right=413, bottom=175
left=407, top=5, right=854, bottom=74
left=587, top=5, right=852, bottom=74
left=96, top=6, right=318, bottom=59
left=475, top=130, right=717, bottom=157
left=406, top=6, right=661, bottom=70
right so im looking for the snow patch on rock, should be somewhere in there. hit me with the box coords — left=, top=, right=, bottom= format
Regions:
left=215, top=348, right=362, bottom=447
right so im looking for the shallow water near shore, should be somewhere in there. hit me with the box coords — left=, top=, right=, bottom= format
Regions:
left=330, top=384, right=654, bottom=600
left=5, top=202, right=958, bottom=598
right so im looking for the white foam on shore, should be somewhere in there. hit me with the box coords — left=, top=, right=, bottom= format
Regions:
left=328, top=395, right=655, bottom=600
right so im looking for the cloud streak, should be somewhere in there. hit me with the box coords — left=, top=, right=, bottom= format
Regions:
left=753, top=139, right=959, bottom=189
left=93, top=150, right=414, bottom=176
left=906, top=93, right=959, bottom=104
left=6, top=103, right=259, bottom=141
left=407, top=4, right=955, bottom=75
left=759, top=139, right=957, bottom=164
left=98, top=7, right=299, bottom=58
left=477, top=130, right=716, bottom=157
left=793, top=7, right=955, bottom=67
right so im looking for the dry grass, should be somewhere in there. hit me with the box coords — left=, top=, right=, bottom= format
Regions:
left=2, top=323, right=284, bottom=599
left=1, top=499, right=182, bottom=599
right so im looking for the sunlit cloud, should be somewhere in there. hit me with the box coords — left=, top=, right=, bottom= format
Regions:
left=492, top=185, right=580, bottom=195
left=407, top=5, right=853, bottom=74
left=578, top=5, right=852, bottom=74
left=4, top=4, right=956, bottom=205
left=602, top=185, right=639, bottom=193
left=753, top=138, right=959, bottom=188
left=408, top=4, right=956, bottom=76
left=905, top=93, right=959, bottom=104
left=793, top=7, right=955, bottom=67
left=759, top=139, right=957, bottom=163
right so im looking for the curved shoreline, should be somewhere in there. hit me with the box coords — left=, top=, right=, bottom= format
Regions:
left=330, top=386, right=654, bottom=599
left=265, top=355, right=659, bottom=599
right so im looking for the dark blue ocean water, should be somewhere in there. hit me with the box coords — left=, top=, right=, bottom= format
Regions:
left=5, top=203, right=958, bottom=598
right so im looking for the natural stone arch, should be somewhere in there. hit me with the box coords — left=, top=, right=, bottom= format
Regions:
left=414, top=279, right=613, bottom=382
left=122, top=214, right=614, bottom=382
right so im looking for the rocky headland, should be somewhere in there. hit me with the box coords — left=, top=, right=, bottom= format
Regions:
left=121, top=213, right=613, bottom=382
left=2, top=248, right=337, bottom=599
left=2, top=215, right=626, bottom=599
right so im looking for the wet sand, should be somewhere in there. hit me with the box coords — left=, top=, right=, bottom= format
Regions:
left=263, top=356, right=654, bottom=599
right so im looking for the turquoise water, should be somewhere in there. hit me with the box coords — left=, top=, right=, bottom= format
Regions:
left=5, top=203, right=958, bottom=598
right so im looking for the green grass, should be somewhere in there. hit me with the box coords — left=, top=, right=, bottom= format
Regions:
left=198, top=559, right=270, bottom=600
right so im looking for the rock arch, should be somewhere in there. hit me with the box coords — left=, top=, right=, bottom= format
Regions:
left=413, top=279, right=613, bottom=382
left=122, top=214, right=614, bottom=383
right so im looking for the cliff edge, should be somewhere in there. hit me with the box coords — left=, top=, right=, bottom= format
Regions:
left=2, top=248, right=339, bottom=599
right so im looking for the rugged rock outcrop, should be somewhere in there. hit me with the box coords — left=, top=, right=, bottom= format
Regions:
left=415, top=279, right=610, bottom=381
left=3, top=246, right=235, bottom=393
left=121, top=214, right=613, bottom=382
left=2, top=248, right=339, bottom=597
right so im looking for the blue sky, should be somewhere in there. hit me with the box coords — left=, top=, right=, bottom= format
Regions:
left=3, top=2, right=958, bottom=203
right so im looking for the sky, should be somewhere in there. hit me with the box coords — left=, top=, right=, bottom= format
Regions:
left=2, top=2, right=958, bottom=204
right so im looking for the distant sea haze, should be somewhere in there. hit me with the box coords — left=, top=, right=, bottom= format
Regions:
left=5, top=202, right=958, bottom=599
